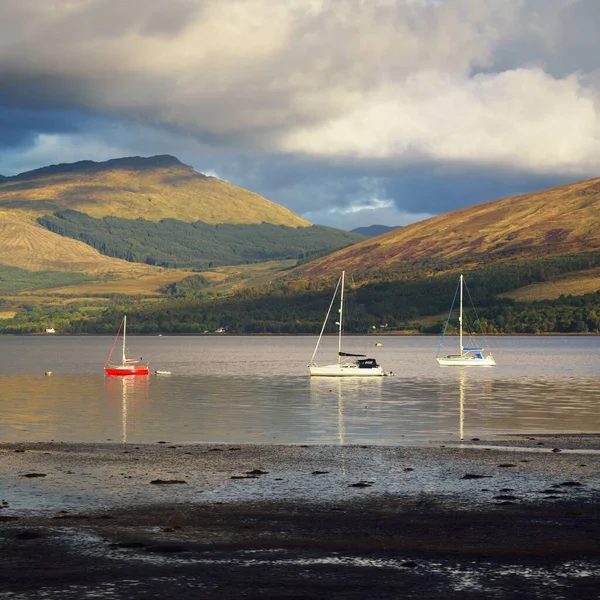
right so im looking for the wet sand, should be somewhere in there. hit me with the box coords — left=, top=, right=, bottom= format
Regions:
left=1, top=436, right=600, bottom=599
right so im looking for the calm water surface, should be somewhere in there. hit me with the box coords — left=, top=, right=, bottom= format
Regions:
left=0, top=335, right=598, bottom=445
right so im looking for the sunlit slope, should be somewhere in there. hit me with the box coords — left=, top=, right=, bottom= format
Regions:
left=0, top=155, right=310, bottom=226
left=502, top=267, right=600, bottom=301
left=290, top=177, right=600, bottom=279
left=0, top=210, right=166, bottom=277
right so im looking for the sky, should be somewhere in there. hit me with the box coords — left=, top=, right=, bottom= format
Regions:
left=0, top=0, right=599, bottom=230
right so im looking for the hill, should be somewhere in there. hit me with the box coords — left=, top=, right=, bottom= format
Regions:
left=0, top=155, right=309, bottom=226
left=290, top=177, right=600, bottom=280
left=351, top=225, right=400, bottom=237
left=0, top=155, right=364, bottom=296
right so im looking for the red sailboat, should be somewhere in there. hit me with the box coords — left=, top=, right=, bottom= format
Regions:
left=104, top=315, right=149, bottom=376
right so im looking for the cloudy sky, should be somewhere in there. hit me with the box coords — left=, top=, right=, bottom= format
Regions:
left=0, top=0, right=599, bottom=229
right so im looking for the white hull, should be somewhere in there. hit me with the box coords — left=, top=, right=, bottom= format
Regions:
left=310, top=364, right=385, bottom=377
left=437, top=356, right=496, bottom=367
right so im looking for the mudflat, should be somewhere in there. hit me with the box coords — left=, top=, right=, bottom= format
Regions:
left=1, top=436, right=599, bottom=599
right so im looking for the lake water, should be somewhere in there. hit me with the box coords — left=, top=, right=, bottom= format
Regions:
left=0, top=335, right=598, bottom=445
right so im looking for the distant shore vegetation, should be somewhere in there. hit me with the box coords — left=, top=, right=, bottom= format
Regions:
left=1, top=251, right=599, bottom=335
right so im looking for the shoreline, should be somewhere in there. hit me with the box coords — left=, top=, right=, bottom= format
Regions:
left=1, top=436, right=599, bottom=598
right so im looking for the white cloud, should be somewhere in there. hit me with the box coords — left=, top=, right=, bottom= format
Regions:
left=1, top=0, right=600, bottom=223
left=282, top=68, right=600, bottom=173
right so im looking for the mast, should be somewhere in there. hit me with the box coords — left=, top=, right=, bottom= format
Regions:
left=459, top=274, right=463, bottom=357
left=338, top=271, right=345, bottom=364
left=122, top=315, right=127, bottom=365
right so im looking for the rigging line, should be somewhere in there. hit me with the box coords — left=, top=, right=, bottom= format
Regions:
left=310, top=276, right=342, bottom=365
left=437, top=278, right=460, bottom=356
left=346, top=273, right=369, bottom=353
left=463, top=279, right=493, bottom=349
left=105, top=316, right=124, bottom=367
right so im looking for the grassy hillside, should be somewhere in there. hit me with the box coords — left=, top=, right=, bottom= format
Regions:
left=0, top=265, right=92, bottom=294
left=290, top=177, right=600, bottom=281
left=0, top=155, right=309, bottom=226
left=37, top=210, right=365, bottom=269
left=0, top=210, right=162, bottom=276
left=0, top=154, right=330, bottom=303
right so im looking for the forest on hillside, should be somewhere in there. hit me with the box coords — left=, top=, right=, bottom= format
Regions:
left=2, top=251, right=600, bottom=335
left=38, top=210, right=364, bottom=268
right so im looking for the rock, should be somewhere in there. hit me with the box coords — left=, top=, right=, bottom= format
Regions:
left=147, top=544, right=187, bottom=554
left=462, top=474, right=491, bottom=479
left=404, top=468, right=414, bottom=472
left=21, top=473, right=47, bottom=478
left=494, top=494, right=519, bottom=500
left=349, top=482, right=372, bottom=488
left=149, top=479, right=187, bottom=485
left=110, top=541, right=147, bottom=549
left=245, top=469, right=268, bottom=475
left=311, top=470, right=329, bottom=475
left=498, top=464, right=516, bottom=468
left=401, top=561, right=419, bottom=568
left=556, top=481, right=583, bottom=487
left=15, top=531, right=43, bottom=540
left=552, top=448, right=561, bottom=453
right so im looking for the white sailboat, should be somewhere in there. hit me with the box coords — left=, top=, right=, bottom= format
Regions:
left=436, top=274, right=496, bottom=367
left=309, top=271, right=386, bottom=377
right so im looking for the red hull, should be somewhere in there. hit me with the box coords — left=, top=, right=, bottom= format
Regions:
left=105, top=366, right=150, bottom=376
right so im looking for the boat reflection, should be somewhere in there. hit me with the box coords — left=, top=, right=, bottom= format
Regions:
left=455, top=371, right=495, bottom=442
left=104, top=375, right=150, bottom=443
left=309, top=377, right=383, bottom=445
left=459, top=371, right=465, bottom=441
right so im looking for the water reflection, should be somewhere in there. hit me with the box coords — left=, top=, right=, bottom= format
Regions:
left=459, top=372, right=465, bottom=442
left=309, top=377, right=384, bottom=445
left=0, top=335, right=599, bottom=445
left=104, top=376, right=150, bottom=443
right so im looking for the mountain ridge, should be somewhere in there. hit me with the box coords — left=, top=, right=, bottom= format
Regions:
left=290, top=175, right=600, bottom=280
left=0, top=154, right=309, bottom=226
left=5, top=155, right=188, bottom=181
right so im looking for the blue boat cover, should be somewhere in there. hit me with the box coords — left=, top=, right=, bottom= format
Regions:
left=463, top=347, right=483, bottom=351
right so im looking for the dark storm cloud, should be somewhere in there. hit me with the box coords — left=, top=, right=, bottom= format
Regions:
left=0, top=0, right=599, bottom=226
left=0, top=108, right=88, bottom=148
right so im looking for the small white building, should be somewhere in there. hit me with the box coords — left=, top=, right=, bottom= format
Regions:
left=45, top=328, right=56, bottom=334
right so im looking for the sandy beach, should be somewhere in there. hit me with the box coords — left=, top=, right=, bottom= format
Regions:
left=1, top=436, right=599, bottom=598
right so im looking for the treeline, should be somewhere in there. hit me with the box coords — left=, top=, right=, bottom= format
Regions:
left=38, top=210, right=365, bottom=269
left=3, top=290, right=600, bottom=336
left=2, top=252, right=600, bottom=335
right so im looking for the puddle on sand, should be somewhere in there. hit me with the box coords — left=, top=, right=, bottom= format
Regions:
left=3, top=528, right=598, bottom=600
left=453, top=444, right=600, bottom=455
